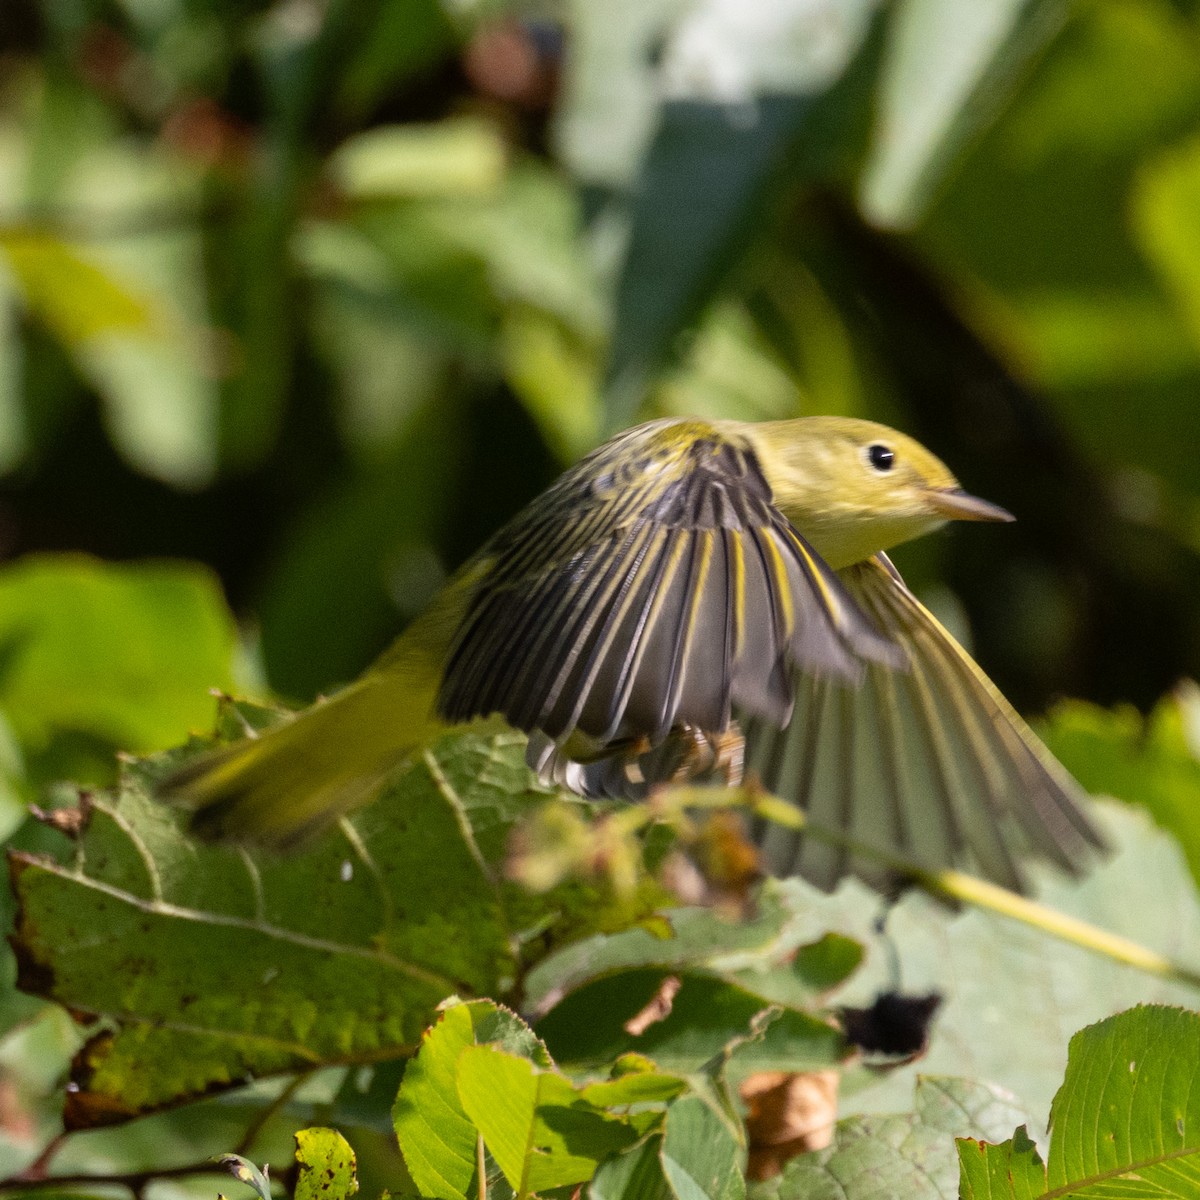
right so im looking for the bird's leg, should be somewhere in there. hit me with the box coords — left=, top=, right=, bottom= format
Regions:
left=663, top=723, right=746, bottom=788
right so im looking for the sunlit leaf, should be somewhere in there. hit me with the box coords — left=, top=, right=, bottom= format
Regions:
left=294, top=1128, right=359, bottom=1200
left=957, top=1127, right=1046, bottom=1200
left=959, top=1007, right=1200, bottom=1198
left=456, top=1045, right=638, bottom=1195
left=393, top=1002, right=486, bottom=1200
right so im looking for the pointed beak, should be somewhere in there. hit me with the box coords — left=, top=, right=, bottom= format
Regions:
left=924, top=488, right=1015, bottom=524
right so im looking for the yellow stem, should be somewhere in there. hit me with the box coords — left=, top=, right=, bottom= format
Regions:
left=666, top=786, right=1200, bottom=993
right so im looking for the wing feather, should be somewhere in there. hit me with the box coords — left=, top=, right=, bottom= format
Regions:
left=439, top=420, right=899, bottom=767
left=747, top=553, right=1104, bottom=893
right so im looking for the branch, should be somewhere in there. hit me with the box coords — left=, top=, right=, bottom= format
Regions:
left=0, top=1156, right=279, bottom=1199
left=0, top=1072, right=314, bottom=1198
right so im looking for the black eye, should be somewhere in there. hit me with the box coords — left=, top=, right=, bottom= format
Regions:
left=867, top=443, right=895, bottom=472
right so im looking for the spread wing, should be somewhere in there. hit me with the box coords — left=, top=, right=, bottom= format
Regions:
left=746, top=553, right=1105, bottom=893
left=438, top=420, right=900, bottom=750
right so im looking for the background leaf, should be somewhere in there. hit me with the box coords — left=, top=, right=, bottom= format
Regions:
left=0, top=555, right=240, bottom=786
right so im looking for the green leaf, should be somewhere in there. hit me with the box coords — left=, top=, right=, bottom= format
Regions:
left=0, top=555, right=238, bottom=775
left=590, top=1135, right=670, bottom=1200
left=859, top=0, right=1068, bottom=228
left=9, top=728, right=659, bottom=1124
left=1047, top=1006, right=1200, bottom=1194
left=752, top=1077, right=1033, bottom=1200
left=393, top=1002, right=479, bottom=1200
left=294, top=1128, right=359, bottom=1200
left=537, top=969, right=845, bottom=1076
left=456, top=1046, right=539, bottom=1193
left=957, top=1007, right=1200, bottom=1198
left=660, top=1094, right=744, bottom=1200
left=957, top=1127, right=1045, bottom=1200
left=579, top=1072, right=688, bottom=1108
left=456, top=1045, right=639, bottom=1197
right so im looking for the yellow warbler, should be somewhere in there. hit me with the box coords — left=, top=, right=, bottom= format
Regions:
left=163, top=416, right=1104, bottom=891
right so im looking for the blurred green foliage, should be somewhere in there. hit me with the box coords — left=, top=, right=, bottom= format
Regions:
left=1, top=0, right=1200, bottom=1196
left=1, top=0, right=1199, bottom=713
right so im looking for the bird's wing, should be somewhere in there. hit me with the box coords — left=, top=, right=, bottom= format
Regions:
left=438, top=420, right=900, bottom=749
left=746, top=553, right=1105, bottom=893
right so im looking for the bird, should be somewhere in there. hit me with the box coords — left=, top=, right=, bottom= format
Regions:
left=161, top=415, right=1105, bottom=893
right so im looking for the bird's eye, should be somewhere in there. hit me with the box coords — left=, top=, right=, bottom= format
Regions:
left=866, top=443, right=895, bottom=472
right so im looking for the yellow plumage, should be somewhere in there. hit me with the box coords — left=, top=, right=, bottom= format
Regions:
left=162, top=415, right=1104, bottom=890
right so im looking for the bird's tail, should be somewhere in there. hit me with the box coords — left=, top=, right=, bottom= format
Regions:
left=162, top=671, right=446, bottom=846
left=161, top=569, right=480, bottom=847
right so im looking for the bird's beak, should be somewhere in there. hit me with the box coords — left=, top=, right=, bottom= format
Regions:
left=924, top=488, right=1015, bottom=523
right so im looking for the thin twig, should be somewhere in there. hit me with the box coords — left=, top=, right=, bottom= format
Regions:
left=0, top=1157, right=259, bottom=1195
left=0, top=1072, right=313, bottom=1197
left=12, top=1131, right=69, bottom=1183
left=235, top=1071, right=314, bottom=1156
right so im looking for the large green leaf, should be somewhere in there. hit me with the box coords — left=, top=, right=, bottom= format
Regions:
left=1047, top=1006, right=1200, bottom=1194
left=393, top=998, right=556, bottom=1200
left=751, top=1077, right=1033, bottom=1200
left=396, top=996, right=673, bottom=1200
left=958, top=1006, right=1200, bottom=1197
left=8, top=725, right=659, bottom=1126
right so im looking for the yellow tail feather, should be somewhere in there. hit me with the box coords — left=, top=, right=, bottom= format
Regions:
left=162, top=565, right=483, bottom=846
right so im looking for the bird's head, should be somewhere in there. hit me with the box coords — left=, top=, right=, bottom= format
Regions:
left=740, top=416, right=1014, bottom=570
